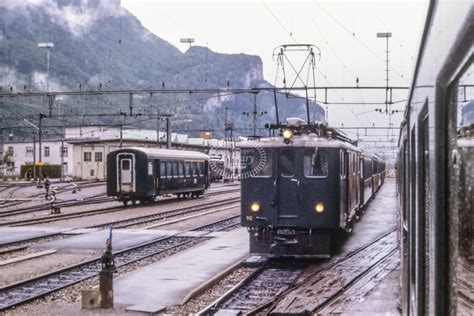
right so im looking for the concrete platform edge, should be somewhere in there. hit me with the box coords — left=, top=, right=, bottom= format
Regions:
left=181, top=255, right=247, bottom=305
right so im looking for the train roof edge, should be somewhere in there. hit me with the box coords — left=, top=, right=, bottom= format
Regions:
left=107, top=147, right=210, bottom=160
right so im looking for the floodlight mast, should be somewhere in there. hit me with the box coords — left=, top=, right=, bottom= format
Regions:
left=37, top=42, right=54, bottom=92
left=376, top=32, right=392, bottom=105
left=376, top=32, right=393, bottom=145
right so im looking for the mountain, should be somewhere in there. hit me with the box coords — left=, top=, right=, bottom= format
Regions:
left=0, top=0, right=324, bottom=139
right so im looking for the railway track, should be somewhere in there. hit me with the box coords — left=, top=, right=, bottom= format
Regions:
left=199, top=227, right=397, bottom=315
left=0, top=187, right=239, bottom=221
left=0, top=215, right=241, bottom=311
left=0, top=184, right=33, bottom=207
left=0, top=181, right=106, bottom=210
left=0, top=194, right=240, bottom=248
left=89, top=197, right=241, bottom=229
left=0, top=195, right=112, bottom=218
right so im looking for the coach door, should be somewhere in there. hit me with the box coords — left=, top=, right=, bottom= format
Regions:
left=117, top=153, right=135, bottom=193
left=277, top=149, right=299, bottom=226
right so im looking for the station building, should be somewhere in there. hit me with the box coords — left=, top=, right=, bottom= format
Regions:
left=0, top=140, right=73, bottom=178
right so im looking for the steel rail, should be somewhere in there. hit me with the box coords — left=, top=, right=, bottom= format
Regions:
left=199, top=227, right=396, bottom=315
left=89, top=197, right=241, bottom=229
left=310, top=247, right=398, bottom=314
left=0, top=182, right=107, bottom=214
left=0, top=193, right=240, bottom=248
left=0, top=215, right=241, bottom=311
left=0, top=188, right=240, bottom=226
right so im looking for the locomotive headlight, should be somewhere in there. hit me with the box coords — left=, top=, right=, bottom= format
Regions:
left=315, top=202, right=325, bottom=213
left=282, top=129, right=293, bottom=140
left=250, top=202, right=261, bottom=212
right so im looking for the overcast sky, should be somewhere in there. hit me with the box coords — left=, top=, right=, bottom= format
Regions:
left=121, top=0, right=429, bottom=152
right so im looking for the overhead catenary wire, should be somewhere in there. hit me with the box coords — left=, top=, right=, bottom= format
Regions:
left=311, top=0, right=408, bottom=84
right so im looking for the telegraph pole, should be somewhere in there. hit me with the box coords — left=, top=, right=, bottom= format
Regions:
left=33, top=134, right=36, bottom=181
left=38, top=113, right=45, bottom=182
left=377, top=32, right=392, bottom=131
left=166, top=118, right=171, bottom=149
left=377, top=32, right=394, bottom=151
left=252, top=92, right=257, bottom=137
left=376, top=32, right=391, bottom=110
left=60, top=136, right=64, bottom=181
left=119, top=125, right=123, bottom=148
left=156, top=111, right=161, bottom=148
left=224, top=107, right=229, bottom=140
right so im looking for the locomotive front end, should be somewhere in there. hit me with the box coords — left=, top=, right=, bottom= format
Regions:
left=239, top=119, right=349, bottom=258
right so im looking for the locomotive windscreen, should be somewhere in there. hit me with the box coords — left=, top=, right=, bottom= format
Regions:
left=241, top=148, right=272, bottom=177
left=304, top=149, right=329, bottom=177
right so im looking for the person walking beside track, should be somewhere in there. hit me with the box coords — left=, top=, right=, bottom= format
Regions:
left=43, top=176, right=51, bottom=199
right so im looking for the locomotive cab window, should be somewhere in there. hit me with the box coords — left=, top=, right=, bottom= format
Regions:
left=280, top=150, right=295, bottom=177
left=304, top=149, right=329, bottom=177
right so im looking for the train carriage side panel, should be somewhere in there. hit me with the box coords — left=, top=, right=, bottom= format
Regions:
left=339, top=149, right=348, bottom=229
left=362, top=156, right=373, bottom=204
left=106, top=150, right=118, bottom=197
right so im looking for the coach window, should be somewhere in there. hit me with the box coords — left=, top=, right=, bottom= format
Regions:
left=304, top=149, right=329, bottom=177
left=173, top=162, right=179, bottom=178
left=178, top=162, right=184, bottom=177
left=340, top=151, right=344, bottom=177
left=185, top=162, right=191, bottom=176
left=198, top=162, right=203, bottom=176
left=160, top=162, right=166, bottom=178
left=450, top=62, right=473, bottom=311
left=196, top=162, right=201, bottom=176
left=345, top=152, right=350, bottom=176
left=192, top=162, right=197, bottom=176
left=166, top=162, right=172, bottom=178
left=280, top=150, right=295, bottom=177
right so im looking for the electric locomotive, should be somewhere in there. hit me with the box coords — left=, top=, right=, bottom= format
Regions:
left=239, top=118, right=385, bottom=257
left=107, top=147, right=210, bottom=206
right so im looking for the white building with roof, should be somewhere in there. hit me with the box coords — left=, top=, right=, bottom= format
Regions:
left=1, top=139, right=73, bottom=179
left=2, top=126, right=240, bottom=181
